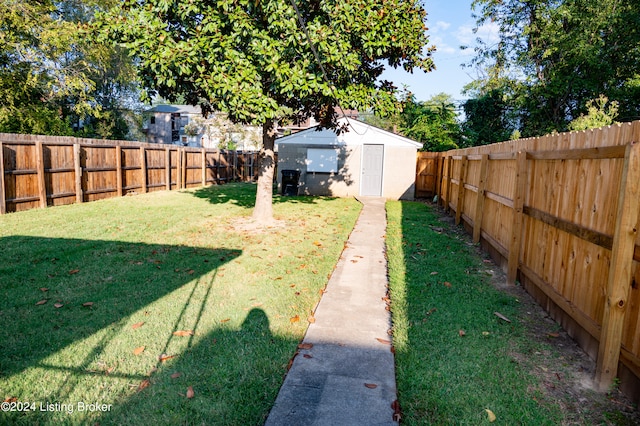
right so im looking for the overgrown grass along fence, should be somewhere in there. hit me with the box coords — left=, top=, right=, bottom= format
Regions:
left=0, top=133, right=262, bottom=214
left=422, top=121, right=640, bottom=402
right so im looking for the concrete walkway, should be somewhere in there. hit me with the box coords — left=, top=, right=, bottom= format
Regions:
left=265, top=197, right=398, bottom=426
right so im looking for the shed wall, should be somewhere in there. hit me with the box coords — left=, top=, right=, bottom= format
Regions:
left=277, top=143, right=360, bottom=197
left=383, top=146, right=417, bottom=200
left=278, top=142, right=417, bottom=200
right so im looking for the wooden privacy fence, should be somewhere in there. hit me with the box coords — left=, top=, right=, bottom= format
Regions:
left=415, top=152, right=443, bottom=199
left=432, top=121, right=640, bottom=398
left=0, top=133, right=262, bottom=214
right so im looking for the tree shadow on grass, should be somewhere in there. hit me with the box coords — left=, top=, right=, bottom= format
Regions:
left=191, top=182, right=323, bottom=209
left=98, top=308, right=295, bottom=426
left=0, top=236, right=241, bottom=423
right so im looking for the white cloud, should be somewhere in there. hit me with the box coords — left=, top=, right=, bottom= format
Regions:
left=434, top=21, right=451, bottom=32
left=455, top=21, right=500, bottom=47
left=429, top=35, right=456, bottom=55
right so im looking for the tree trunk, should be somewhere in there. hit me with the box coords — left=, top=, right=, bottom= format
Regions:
left=252, top=119, right=276, bottom=223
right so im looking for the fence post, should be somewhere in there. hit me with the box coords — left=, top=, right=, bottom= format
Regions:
left=234, top=150, right=238, bottom=181
left=473, top=154, right=489, bottom=243
left=507, top=151, right=528, bottom=285
left=140, top=146, right=147, bottom=193
left=201, top=148, right=207, bottom=186
left=596, top=141, right=640, bottom=390
left=35, top=140, right=47, bottom=208
left=165, top=147, right=171, bottom=190
left=181, top=148, right=187, bottom=189
left=0, top=141, right=5, bottom=214
left=116, top=145, right=123, bottom=196
left=217, top=150, right=222, bottom=183
left=445, top=155, right=453, bottom=212
left=435, top=153, right=444, bottom=202
left=73, top=144, right=83, bottom=204
left=455, top=155, right=468, bottom=225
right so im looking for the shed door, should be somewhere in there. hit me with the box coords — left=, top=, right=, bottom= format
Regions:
left=361, top=144, right=384, bottom=196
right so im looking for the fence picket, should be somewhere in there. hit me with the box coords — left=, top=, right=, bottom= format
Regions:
left=596, top=142, right=640, bottom=389
left=473, top=154, right=489, bottom=243
left=116, top=146, right=123, bottom=196
left=73, top=144, right=83, bottom=203
left=0, top=141, right=5, bottom=214
left=507, top=151, right=528, bottom=284
left=35, top=141, right=47, bottom=208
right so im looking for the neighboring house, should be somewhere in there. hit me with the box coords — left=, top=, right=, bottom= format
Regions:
left=275, top=117, right=421, bottom=200
left=143, top=105, right=262, bottom=150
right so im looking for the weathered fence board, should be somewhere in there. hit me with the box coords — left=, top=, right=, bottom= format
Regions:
left=434, top=121, right=640, bottom=401
left=415, top=152, right=440, bottom=198
left=0, top=133, right=263, bottom=214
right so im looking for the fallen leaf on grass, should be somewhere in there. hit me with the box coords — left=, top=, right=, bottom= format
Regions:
left=376, top=338, right=391, bottom=345
left=443, top=281, right=452, bottom=288
left=82, top=302, right=94, bottom=307
left=173, top=330, right=194, bottom=337
left=485, top=409, right=496, bottom=422
left=547, top=332, right=560, bottom=338
left=220, top=318, right=230, bottom=323
left=297, top=343, right=313, bottom=350
left=68, top=269, right=80, bottom=275
left=313, top=241, right=322, bottom=247
left=40, top=287, right=49, bottom=292
left=171, top=372, right=182, bottom=379
left=307, top=315, right=315, bottom=323
left=459, top=329, right=466, bottom=337
left=133, top=346, right=145, bottom=356
left=131, top=322, right=145, bottom=329
left=54, top=303, right=63, bottom=308
left=4, top=397, right=17, bottom=403
left=186, top=386, right=195, bottom=399
left=364, top=383, right=378, bottom=389
left=159, top=354, right=176, bottom=362
left=290, top=315, right=300, bottom=323
left=494, top=311, right=512, bottom=323
left=35, top=299, right=48, bottom=305
left=137, top=379, right=150, bottom=392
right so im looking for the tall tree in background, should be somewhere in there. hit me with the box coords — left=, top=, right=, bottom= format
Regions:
left=0, top=0, right=140, bottom=138
left=466, top=0, right=640, bottom=138
left=401, top=93, right=461, bottom=152
left=99, top=0, right=434, bottom=223
left=462, top=88, right=515, bottom=145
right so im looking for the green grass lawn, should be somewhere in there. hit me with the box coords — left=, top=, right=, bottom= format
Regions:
left=0, top=183, right=361, bottom=425
left=386, top=200, right=563, bottom=425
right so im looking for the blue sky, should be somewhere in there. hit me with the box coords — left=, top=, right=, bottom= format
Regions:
left=380, top=0, right=499, bottom=104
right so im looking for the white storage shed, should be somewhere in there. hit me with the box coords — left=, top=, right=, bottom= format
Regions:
left=276, top=118, right=421, bottom=200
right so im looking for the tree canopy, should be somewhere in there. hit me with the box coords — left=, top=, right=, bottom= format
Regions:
left=100, top=0, right=434, bottom=125
left=99, top=0, right=434, bottom=221
left=0, top=0, right=141, bottom=138
left=463, top=0, right=640, bottom=139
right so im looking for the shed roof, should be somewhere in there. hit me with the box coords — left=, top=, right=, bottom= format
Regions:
left=275, top=117, right=422, bottom=149
left=148, top=104, right=202, bottom=114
